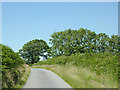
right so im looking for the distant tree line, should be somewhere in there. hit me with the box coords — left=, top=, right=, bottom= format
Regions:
left=19, top=28, right=119, bottom=64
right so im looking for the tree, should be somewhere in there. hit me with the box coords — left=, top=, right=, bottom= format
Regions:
left=49, top=28, right=97, bottom=56
left=19, top=39, right=49, bottom=64
left=49, top=28, right=118, bottom=57
left=108, top=35, right=118, bottom=54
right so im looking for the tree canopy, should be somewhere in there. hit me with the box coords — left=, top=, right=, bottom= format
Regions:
left=49, top=28, right=118, bottom=57
left=18, top=28, right=119, bottom=63
left=19, top=39, right=49, bottom=64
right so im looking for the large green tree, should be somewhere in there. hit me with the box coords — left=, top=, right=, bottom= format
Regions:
left=49, top=28, right=118, bottom=57
left=49, top=28, right=98, bottom=56
left=19, top=39, right=49, bottom=64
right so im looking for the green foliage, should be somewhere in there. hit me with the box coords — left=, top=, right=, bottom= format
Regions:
left=46, top=28, right=119, bottom=85
left=2, top=65, right=28, bottom=88
left=32, top=65, right=118, bottom=88
left=19, top=39, right=49, bottom=64
left=1, top=44, right=25, bottom=88
left=49, top=28, right=118, bottom=57
left=1, top=44, right=24, bottom=69
left=34, top=53, right=118, bottom=80
left=0, top=44, right=2, bottom=89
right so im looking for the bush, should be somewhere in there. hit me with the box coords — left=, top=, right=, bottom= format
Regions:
left=1, top=44, right=25, bottom=88
left=1, top=44, right=24, bottom=69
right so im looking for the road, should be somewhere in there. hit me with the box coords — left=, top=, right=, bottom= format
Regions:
left=23, top=68, right=72, bottom=88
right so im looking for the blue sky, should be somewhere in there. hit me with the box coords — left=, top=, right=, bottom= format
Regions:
left=2, top=2, right=118, bottom=52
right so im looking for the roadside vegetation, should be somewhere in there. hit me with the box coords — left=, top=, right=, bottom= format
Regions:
left=30, top=28, right=119, bottom=88
left=15, top=64, right=31, bottom=88
left=32, top=52, right=118, bottom=88
left=1, top=28, right=119, bottom=88
left=33, top=53, right=118, bottom=77
left=32, top=64, right=117, bottom=88
left=1, top=44, right=30, bottom=88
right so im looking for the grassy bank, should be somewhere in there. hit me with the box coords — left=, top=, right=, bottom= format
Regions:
left=15, top=64, right=31, bottom=88
left=32, top=52, right=118, bottom=88
left=34, top=53, right=118, bottom=78
left=1, top=44, right=31, bottom=88
left=32, top=64, right=118, bottom=88
left=2, top=64, right=31, bottom=88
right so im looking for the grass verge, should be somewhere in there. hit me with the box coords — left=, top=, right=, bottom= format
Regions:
left=31, top=64, right=118, bottom=88
left=15, top=64, right=31, bottom=88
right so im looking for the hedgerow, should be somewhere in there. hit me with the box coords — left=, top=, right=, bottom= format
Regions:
left=34, top=52, right=118, bottom=80
left=1, top=44, right=25, bottom=88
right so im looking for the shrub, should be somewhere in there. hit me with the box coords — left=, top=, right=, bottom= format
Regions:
left=1, top=44, right=25, bottom=88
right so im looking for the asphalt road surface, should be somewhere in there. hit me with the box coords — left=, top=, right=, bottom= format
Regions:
left=23, top=68, right=72, bottom=88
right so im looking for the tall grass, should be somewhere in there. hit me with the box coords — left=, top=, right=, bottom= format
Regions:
left=15, top=64, right=31, bottom=88
left=34, top=53, right=118, bottom=79
left=32, top=64, right=118, bottom=88
left=32, top=52, right=118, bottom=88
left=2, top=64, right=31, bottom=88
